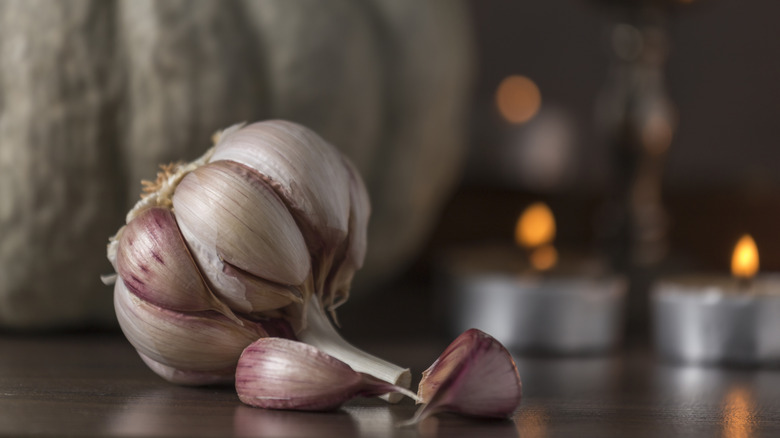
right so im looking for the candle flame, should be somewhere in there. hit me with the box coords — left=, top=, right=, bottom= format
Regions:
left=515, top=202, right=556, bottom=249
left=731, top=234, right=759, bottom=280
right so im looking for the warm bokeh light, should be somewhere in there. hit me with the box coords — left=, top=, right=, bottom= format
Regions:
left=496, top=75, right=542, bottom=124
left=641, top=111, right=674, bottom=155
left=722, top=386, right=755, bottom=438
left=530, top=244, right=558, bottom=272
left=731, top=234, right=759, bottom=280
left=514, top=407, right=548, bottom=438
left=515, top=202, right=556, bottom=249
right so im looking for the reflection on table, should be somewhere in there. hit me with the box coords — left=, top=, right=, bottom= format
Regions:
left=1, top=334, right=780, bottom=437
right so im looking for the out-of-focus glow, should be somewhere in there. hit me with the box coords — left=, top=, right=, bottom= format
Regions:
left=641, top=110, right=674, bottom=155
left=514, top=408, right=548, bottom=438
left=496, top=75, right=542, bottom=124
left=508, top=107, right=576, bottom=191
left=731, top=235, right=759, bottom=280
left=722, top=386, right=755, bottom=438
left=515, top=202, right=556, bottom=249
left=530, top=244, right=558, bottom=272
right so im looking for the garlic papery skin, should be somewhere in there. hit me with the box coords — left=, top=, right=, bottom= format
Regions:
left=402, top=329, right=522, bottom=426
left=236, top=338, right=418, bottom=411
left=173, top=160, right=311, bottom=312
left=115, top=206, right=238, bottom=321
left=210, top=120, right=352, bottom=254
left=210, top=121, right=369, bottom=310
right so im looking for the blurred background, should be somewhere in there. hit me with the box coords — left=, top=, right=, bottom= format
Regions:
left=452, top=0, right=780, bottom=261
left=341, top=0, right=780, bottom=343
left=2, top=0, right=779, bottom=343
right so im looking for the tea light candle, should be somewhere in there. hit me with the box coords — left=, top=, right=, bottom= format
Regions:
left=438, top=203, right=627, bottom=354
left=652, top=235, right=780, bottom=365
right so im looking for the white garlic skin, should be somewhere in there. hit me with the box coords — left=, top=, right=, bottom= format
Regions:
left=209, top=121, right=353, bottom=251
left=172, top=160, right=308, bottom=313
left=210, top=120, right=370, bottom=310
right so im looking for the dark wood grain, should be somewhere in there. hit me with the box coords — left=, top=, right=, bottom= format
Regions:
left=1, top=333, right=780, bottom=437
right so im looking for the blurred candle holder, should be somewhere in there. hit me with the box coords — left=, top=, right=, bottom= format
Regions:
left=593, top=0, right=683, bottom=339
left=653, top=235, right=780, bottom=366
left=437, top=203, right=627, bottom=355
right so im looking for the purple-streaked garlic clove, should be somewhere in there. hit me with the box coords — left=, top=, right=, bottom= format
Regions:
left=134, top=316, right=297, bottom=386
left=114, top=277, right=267, bottom=373
left=115, top=206, right=238, bottom=322
left=236, top=338, right=418, bottom=411
left=403, top=329, right=522, bottom=426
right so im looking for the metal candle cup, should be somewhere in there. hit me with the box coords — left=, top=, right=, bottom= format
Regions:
left=437, top=245, right=627, bottom=354
left=652, top=275, right=780, bottom=366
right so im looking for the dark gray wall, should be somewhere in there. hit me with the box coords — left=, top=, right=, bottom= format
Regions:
left=468, top=0, right=780, bottom=192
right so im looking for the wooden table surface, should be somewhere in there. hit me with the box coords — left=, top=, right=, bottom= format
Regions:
left=1, top=332, right=780, bottom=437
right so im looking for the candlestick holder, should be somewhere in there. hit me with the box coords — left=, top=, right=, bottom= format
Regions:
left=593, top=0, right=690, bottom=337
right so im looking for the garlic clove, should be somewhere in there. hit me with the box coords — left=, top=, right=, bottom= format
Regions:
left=114, top=277, right=267, bottom=372
left=173, top=160, right=311, bottom=288
left=115, top=206, right=238, bottom=322
left=404, top=329, right=522, bottom=425
left=138, top=352, right=235, bottom=386
left=236, top=338, right=418, bottom=411
left=210, top=121, right=352, bottom=255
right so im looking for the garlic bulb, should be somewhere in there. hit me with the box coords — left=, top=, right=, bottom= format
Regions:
left=106, top=120, right=409, bottom=395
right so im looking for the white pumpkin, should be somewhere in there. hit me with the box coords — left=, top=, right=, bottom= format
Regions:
left=0, top=0, right=473, bottom=328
